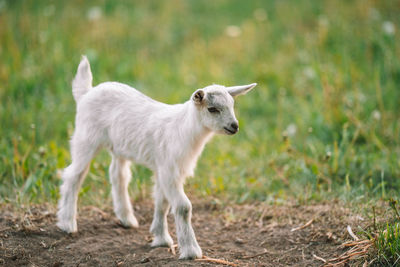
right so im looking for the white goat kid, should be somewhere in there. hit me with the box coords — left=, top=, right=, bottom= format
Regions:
left=57, top=56, right=256, bottom=259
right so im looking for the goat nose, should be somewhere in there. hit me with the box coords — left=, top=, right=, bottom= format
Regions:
left=231, top=122, right=239, bottom=130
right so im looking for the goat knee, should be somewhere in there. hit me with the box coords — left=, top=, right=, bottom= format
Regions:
left=174, top=201, right=192, bottom=221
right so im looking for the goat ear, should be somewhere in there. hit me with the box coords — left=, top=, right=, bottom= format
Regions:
left=192, top=89, right=205, bottom=104
left=227, top=83, right=257, bottom=97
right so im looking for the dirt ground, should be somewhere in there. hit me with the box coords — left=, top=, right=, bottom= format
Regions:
left=0, top=199, right=368, bottom=266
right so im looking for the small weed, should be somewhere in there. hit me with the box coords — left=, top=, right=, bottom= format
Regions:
left=371, top=200, right=400, bottom=266
left=353, top=200, right=400, bottom=266
left=373, top=222, right=400, bottom=266
left=325, top=200, right=400, bottom=266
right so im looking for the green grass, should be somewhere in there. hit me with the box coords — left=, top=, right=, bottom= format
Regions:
left=360, top=200, right=400, bottom=266
left=0, top=0, right=399, bottom=205
left=374, top=222, right=400, bottom=265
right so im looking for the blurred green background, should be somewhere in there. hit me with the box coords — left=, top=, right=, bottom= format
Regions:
left=1, top=0, right=399, bottom=206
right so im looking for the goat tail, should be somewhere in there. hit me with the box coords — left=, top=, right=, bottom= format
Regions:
left=72, top=55, right=93, bottom=103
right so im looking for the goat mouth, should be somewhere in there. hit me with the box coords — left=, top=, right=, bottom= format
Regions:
left=223, top=127, right=237, bottom=135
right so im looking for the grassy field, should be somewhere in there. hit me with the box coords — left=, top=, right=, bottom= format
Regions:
left=0, top=0, right=399, bottom=208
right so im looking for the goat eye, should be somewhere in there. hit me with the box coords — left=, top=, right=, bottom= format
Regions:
left=207, top=107, right=220, bottom=113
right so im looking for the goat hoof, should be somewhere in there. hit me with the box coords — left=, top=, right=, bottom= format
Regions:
left=119, top=214, right=139, bottom=228
left=57, top=219, right=77, bottom=233
left=151, top=234, right=173, bottom=248
left=179, top=245, right=202, bottom=260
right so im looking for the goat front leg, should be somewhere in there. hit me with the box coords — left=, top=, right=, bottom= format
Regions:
left=150, top=181, right=173, bottom=247
left=159, top=171, right=202, bottom=259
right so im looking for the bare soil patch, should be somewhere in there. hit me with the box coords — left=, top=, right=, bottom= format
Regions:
left=0, top=200, right=367, bottom=266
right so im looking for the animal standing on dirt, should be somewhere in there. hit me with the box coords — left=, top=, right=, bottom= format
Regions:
left=57, top=56, right=257, bottom=259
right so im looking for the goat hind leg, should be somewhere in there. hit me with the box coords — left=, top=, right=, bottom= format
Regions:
left=110, top=157, right=138, bottom=228
left=57, top=142, right=95, bottom=233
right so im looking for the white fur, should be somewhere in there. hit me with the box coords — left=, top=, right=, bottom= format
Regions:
left=57, top=56, right=256, bottom=259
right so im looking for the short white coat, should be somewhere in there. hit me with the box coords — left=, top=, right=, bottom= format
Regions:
left=57, top=56, right=256, bottom=259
